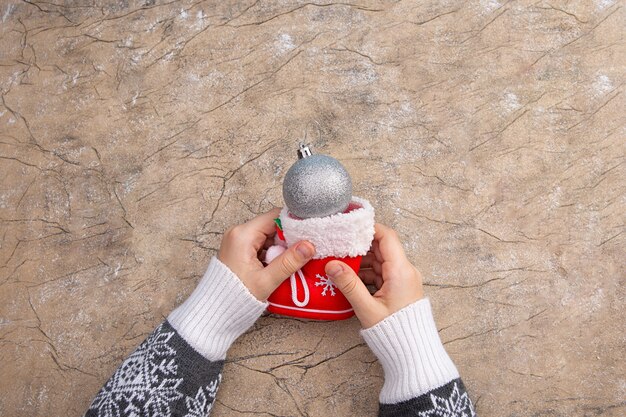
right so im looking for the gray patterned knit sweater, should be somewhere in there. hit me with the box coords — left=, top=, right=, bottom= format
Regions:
left=85, top=257, right=476, bottom=417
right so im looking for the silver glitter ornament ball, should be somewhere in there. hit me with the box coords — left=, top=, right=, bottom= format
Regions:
left=283, top=145, right=352, bottom=219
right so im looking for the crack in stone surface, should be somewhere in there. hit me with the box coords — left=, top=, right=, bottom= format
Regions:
left=0, top=0, right=624, bottom=416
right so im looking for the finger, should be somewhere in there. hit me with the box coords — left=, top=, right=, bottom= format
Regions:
left=372, top=259, right=382, bottom=275
left=326, top=260, right=379, bottom=321
left=372, top=240, right=383, bottom=263
left=373, top=223, right=407, bottom=263
left=244, top=208, right=282, bottom=250
left=360, top=252, right=376, bottom=268
left=359, top=269, right=384, bottom=289
left=243, top=207, right=282, bottom=237
left=262, top=241, right=315, bottom=288
left=362, top=248, right=383, bottom=275
left=375, top=274, right=384, bottom=290
left=358, top=268, right=380, bottom=285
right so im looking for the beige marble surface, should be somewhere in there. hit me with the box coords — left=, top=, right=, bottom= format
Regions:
left=1, top=0, right=624, bottom=416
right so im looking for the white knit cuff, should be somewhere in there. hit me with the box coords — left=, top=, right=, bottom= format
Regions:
left=360, top=298, right=460, bottom=404
left=168, top=256, right=268, bottom=361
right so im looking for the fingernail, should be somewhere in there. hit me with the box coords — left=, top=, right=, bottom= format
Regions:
left=326, top=262, right=343, bottom=278
left=295, top=242, right=314, bottom=259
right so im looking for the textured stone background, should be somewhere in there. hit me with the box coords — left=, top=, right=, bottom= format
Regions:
left=0, top=0, right=624, bottom=416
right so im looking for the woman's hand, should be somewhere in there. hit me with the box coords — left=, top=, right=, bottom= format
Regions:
left=218, top=208, right=316, bottom=301
left=324, top=223, right=424, bottom=328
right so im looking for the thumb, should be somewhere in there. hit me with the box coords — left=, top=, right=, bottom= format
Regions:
left=325, top=260, right=378, bottom=323
left=263, top=241, right=315, bottom=288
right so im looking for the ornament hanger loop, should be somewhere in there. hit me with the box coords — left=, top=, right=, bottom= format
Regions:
left=298, top=120, right=322, bottom=159
left=303, top=120, right=322, bottom=145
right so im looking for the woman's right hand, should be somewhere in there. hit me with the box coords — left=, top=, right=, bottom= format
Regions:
left=324, top=223, right=424, bottom=328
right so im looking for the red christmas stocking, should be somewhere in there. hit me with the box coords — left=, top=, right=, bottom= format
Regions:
left=265, top=197, right=375, bottom=320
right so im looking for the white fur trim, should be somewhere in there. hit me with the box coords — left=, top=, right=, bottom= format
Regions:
left=279, top=196, right=375, bottom=259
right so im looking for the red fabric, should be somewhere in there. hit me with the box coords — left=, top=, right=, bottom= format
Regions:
left=268, top=202, right=370, bottom=320
left=275, top=223, right=285, bottom=242
left=267, top=256, right=360, bottom=320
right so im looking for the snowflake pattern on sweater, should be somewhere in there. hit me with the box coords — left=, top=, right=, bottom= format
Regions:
left=418, top=382, right=476, bottom=417
left=85, top=321, right=223, bottom=417
left=86, top=321, right=477, bottom=417
left=182, top=378, right=221, bottom=417
left=379, top=379, right=477, bottom=417
left=84, top=271, right=477, bottom=417
left=85, top=321, right=478, bottom=417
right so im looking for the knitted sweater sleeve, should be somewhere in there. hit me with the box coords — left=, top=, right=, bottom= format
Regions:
left=361, top=298, right=477, bottom=417
left=84, top=257, right=267, bottom=417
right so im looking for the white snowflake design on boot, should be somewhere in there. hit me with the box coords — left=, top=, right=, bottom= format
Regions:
left=418, top=382, right=476, bottom=417
left=315, top=273, right=337, bottom=296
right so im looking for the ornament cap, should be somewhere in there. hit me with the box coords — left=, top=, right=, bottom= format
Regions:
left=297, top=144, right=312, bottom=159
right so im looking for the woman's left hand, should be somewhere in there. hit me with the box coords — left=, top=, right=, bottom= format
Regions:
left=218, top=208, right=316, bottom=301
